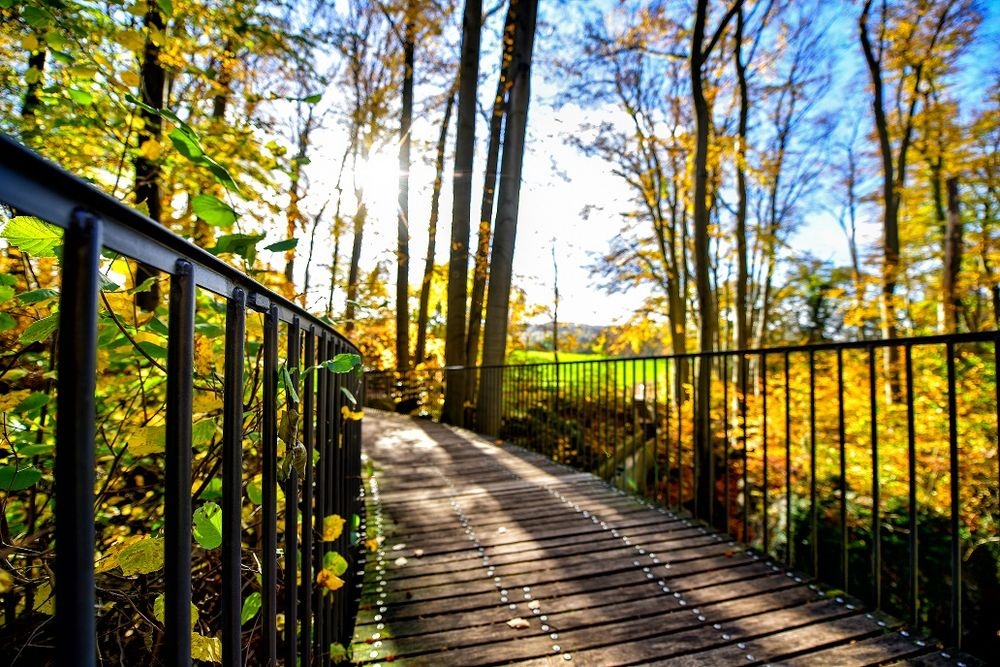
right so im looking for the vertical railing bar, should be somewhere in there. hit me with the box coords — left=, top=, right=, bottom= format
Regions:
left=642, top=359, right=648, bottom=500
left=677, top=354, right=692, bottom=509
left=653, top=359, right=660, bottom=506
left=221, top=288, right=246, bottom=667
left=301, top=328, right=316, bottom=666
left=784, top=351, right=792, bottom=567
left=665, top=358, right=672, bottom=509
left=837, top=348, right=847, bottom=592
left=284, top=317, right=301, bottom=666
left=676, top=360, right=682, bottom=512
left=314, top=335, right=329, bottom=661
left=54, top=210, right=101, bottom=667
left=741, top=353, right=749, bottom=542
left=722, top=354, right=729, bottom=532
left=762, top=352, right=769, bottom=557
left=946, top=341, right=961, bottom=649
left=262, top=305, right=279, bottom=665
left=874, top=344, right=885, bottom=614
left=809, top=349, right=818, bottom=578
left=165, top=259, right=195, bottom=667
left=325, top=338, right=338, bottom=655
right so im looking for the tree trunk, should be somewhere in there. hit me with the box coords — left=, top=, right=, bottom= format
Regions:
left=415, top=91, right=455, bottom=364
left=477, top=0, right=538, bottom=436
left=21, top=35, right=46, bottom=137
left=133, top=0, right=165, bottom=312
left=396, top=15, right=415, bottom=372
left=442, top=0, right=483, bottom=425
left=734, top=6, right=749, bottom=357
left=465, top=0, right=518, bottom=405
left=942, top=176, right=963, bottom=332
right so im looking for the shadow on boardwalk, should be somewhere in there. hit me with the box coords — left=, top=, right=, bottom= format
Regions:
left=350, top=411, right=964, bottom=666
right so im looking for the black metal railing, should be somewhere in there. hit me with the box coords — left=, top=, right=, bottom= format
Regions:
left=367, top=333, right=999, bottom=657
left=0, top=135, right=364, bottom=665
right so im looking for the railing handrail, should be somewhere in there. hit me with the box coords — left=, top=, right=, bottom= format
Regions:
left=0, top=133, right=348, bottom=339
left=363, top=329, right=998, bottom=374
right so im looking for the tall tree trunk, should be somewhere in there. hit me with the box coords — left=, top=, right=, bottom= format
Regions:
left=465, top=1, right=518, bottom=404
left=690, top=0, right=715, bottom=518
left=442, top=0, right=483, bottom=425
left=415, top=91, right=455, bottom=364
left=734, top=6, right=749, bottom=357
left=477, top=0, right=538, bottom=436
left=396, top=14, right=415, bottom=372
left=942, top=176, right=963, bottom=332
left=326, top=144, right=352, bottom=318
left=285, top=108, right=315, bottom=301
left=134, top=0, right=165, bottom=312
left=690, top=0, right=740, bottom=518
left=344, top=197, right=366, bottom=333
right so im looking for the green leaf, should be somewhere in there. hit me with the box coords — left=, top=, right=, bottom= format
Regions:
left=240, top=592, right=262, bottom=625
left=98, top=275, right=122, bottom=292
left=303, top=93, right=323, bottom=104
left=22, top=6, right=51, bottom=28
left=67, top=88, right=94, bottom=105
left=340, top=386, right=358, bottom=406
left=246, top=479, right=261, bottom=505
left=17, top=288, right=59, bottom=304
left=119, top=537, right=165, bottom=575
left=17, top=442, right=53, bottom=457
left=264, top=238, right=297, bottom=253
left=156, top=0, right=173, bottom=16
left=320, top=353, right=362, bottom=374
left=192, top=194, right=236, bottom=227
left=0, top=465, right=43, bottom=491
left=15, top=392, right=49, bottom=413
left=193, top=502, right=222, bottom=550
left=2, top=216, right=61, bottom=257
left=200, top=476, right=223, bottom=500
left=201, top=155, right=241, bottom=194
left=0, top=285, right=13, bottom=303
left=20, top=313, right=59, bottom=345
left=153, top=593, right=199, bottom=627
left=192, top=418, right=217, bottom=446
left=329, top=643, right=348, bottom=663
left=279, top=366, right=299, bottom=405
left=168, top=126, right=204, bottom=161
left=322, top=551, right=348, bottom=576
left=209, top=233, right=265, bottom=265
left=0, top=313, right=13, bottom=333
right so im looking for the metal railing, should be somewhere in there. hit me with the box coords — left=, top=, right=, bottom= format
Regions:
left=367, top=334, right=999, bottom=656
left=0, top=135, right=364, bottom=665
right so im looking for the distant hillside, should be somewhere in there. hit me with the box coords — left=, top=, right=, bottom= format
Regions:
left=522, top=321, right=607, bottom=353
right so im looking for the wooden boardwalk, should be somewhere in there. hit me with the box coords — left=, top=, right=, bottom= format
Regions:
left=350, top=412, right=963, bottom=666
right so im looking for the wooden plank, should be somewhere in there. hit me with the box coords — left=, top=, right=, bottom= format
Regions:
left=353, top=413, right=974, bottom=667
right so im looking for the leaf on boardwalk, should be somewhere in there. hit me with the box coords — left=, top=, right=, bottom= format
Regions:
left=506, top=617, right=530, bottom=630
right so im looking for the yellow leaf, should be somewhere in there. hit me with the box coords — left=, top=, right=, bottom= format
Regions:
left=115, top=29, right=145, bottom=52
left=24, top=67, right=41, bottom=84
left=140, top=138, right=161, bottom=161
left=129, top=425, right=166, bottom=456
left=34, top=581, right=54, bottom=615
left=0, top=389, right=32, bottom=412
left=120, top=71, right=140, bottom=88
left=191, top=632, right=222, bottom=663
left=340, top=406, right=363, bottom=421
left=0, top=570, right=13, bottom=594
left=95, top=534, right=146, bottom=573
left=22, top=34, right=39, bottom=51
left=315, top=568, right=344, bottom=592
left=322, top=515, right=344, bottom=542
left=193, top=392, right=222, bottom=415
left=365, top=538, right=379, bottom=553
